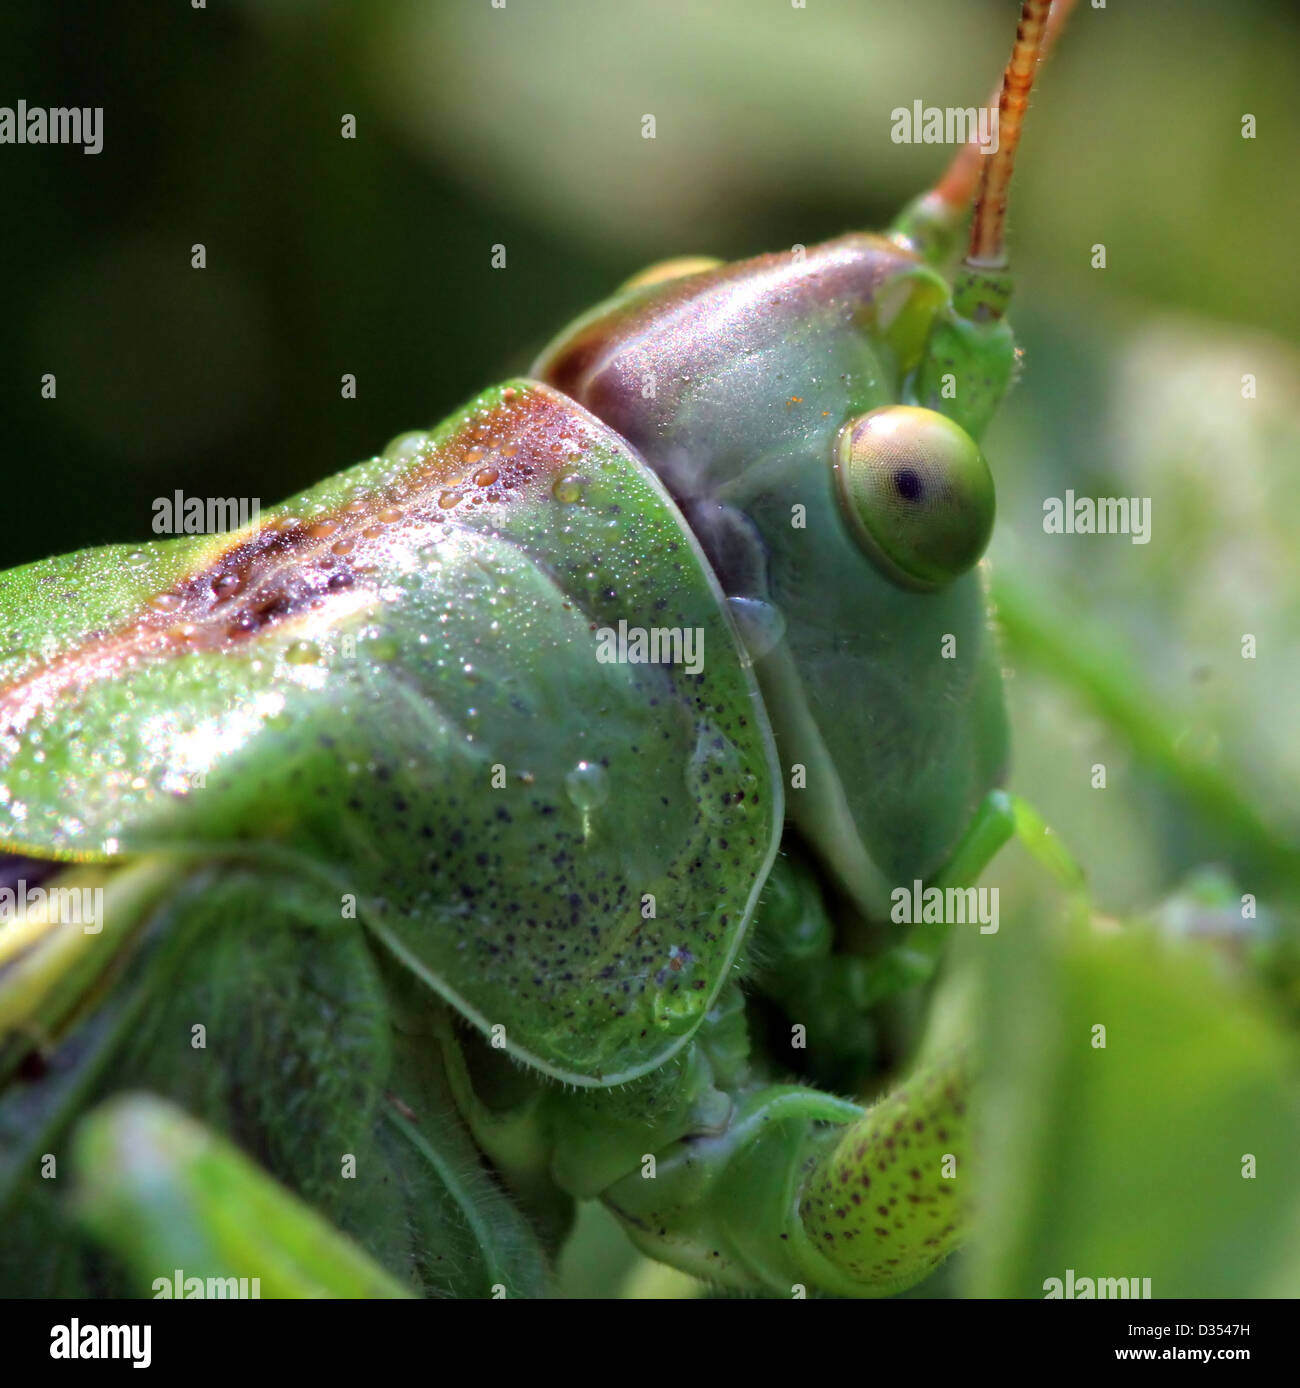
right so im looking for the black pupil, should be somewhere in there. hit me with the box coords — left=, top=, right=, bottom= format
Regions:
left=894, top=467, right=923, bottom=503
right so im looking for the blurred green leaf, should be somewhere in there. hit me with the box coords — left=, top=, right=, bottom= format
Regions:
left=970, top=911, right=1300, bottom=1297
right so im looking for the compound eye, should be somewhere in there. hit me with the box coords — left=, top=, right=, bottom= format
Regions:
left=833, top=405, right=995, bottom=591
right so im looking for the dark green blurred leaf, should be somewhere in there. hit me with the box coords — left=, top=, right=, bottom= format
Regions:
left=971, top=911, right=1300, bottom=1297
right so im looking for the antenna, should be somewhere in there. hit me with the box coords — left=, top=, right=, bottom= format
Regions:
left=890, top=0, right=1074, bottom=290
left=966, top=0, right=1058, bottom=269
left=932, top=0, right=1075, bottom=241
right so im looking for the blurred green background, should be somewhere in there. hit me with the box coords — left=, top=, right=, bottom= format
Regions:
left=2, top=0, right=1297, bottom=1297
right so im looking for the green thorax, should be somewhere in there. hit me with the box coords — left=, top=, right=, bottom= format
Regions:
left=0, top=382, right=781, bottom=1086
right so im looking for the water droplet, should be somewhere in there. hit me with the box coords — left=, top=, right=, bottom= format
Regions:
left=439, top=490, right=465, bottom=509
left=565, top=759, right=608, bottom=813
left=307, top=521, right=340, bottom=541
left=212, top=573, right=242, bottom=598
left=377, top=507, right=404, bottom=524
left=362, top=524, right=386, bottom=540
left=725, top=596, right=787, bottom=662
left=552, top=474, right=586, bottom=505
left=565, top=759, right=608, bottom=842
left=473, top=466, right=499, bottom=487
left=147, top=593, right=183, bottom=614
left=331, top=538, right=356, bottom=557
left=124, top=549, right=149, bottom=566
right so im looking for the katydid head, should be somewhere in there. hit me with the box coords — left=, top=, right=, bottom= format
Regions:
left=534, top=237, right=1007, bottom=914
left=535, top=1, right=1062, bottom=912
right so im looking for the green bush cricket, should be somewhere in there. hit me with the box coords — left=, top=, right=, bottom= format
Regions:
left=0, top=0, right=1081, bottom=1298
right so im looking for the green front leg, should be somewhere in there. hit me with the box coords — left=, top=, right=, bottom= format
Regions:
left=479, top=969, right=974, bottom=1299
left=0, top=858, right=550, bottom=1298
left=597, top=1053, right=970, bottom=1297
left=748, top=793, right=1086, bottom=1088
left=869, top=788, right=1089, bottom=997
left=74, top=1094, right=412, bottom=1298
left=571, top=792, right=1081, bottom=1296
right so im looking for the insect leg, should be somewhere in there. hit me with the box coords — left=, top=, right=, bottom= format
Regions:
left=597, top=1051, right=971, bottom=1297
left=73, top=1093, right=412, bottom=1297
left=1, top=858, right=551, bottom=1297
left=746, top=848, right=881, bottom=1088
left=865, top=788, right=1088, bottom=1001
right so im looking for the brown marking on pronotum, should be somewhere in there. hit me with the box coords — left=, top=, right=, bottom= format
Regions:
left=0, top=384, right=594, bottom=739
